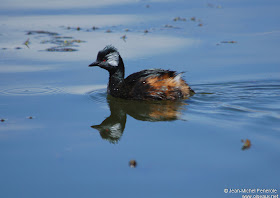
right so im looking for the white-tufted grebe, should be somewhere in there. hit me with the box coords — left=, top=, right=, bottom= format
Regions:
left=89, top=45, right=194, bottom=100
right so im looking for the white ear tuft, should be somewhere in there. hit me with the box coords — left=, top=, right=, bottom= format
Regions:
left=106, top=52, right=119, bottom=66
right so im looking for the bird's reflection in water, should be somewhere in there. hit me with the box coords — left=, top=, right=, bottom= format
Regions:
left=91, top=95, right=188, bottom=143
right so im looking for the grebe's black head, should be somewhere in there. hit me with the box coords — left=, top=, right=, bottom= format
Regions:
left=89, top=45, right=123, bottom=72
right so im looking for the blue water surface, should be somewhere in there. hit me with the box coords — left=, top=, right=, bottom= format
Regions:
left=0, top=0, right=279, bottom=198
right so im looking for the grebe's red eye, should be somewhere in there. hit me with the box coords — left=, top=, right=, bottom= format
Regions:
left=103, top=59, right=106, bottom=62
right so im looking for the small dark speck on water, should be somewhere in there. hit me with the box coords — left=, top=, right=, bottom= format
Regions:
left=144, top=30, right=149, bottom=33
left=129, top=160, right=137, bottom=168
left=164, top=24, right=175, bottom=28
left=221, top=41, right=237, bottom=44
left=1, top=119, right=6, bottom=122
left=121, top=35, right=127, bottom=42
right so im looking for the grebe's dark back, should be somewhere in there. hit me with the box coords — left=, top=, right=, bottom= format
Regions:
left=89, top=45, right=194, bottom=100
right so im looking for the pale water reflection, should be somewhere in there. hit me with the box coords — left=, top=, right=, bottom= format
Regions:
left=91, top=95, right=187, bottom=143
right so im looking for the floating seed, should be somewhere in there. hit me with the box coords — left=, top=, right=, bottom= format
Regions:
left=129, top=160, right=137, bottom=168
left=241, top=139, right=251, bottom=150
left=23, top=38, right=30, bottom=48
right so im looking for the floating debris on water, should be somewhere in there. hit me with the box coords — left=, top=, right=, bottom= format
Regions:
left=41, top=39, right=63, bottom=44
left=173, top=17, right=186, bottom=21
left=220, top=41, right=237, bottom=44
left=46, top=47, right=78, bottom=52
left=129, top=160, right=137, bottom=168
left=163, top=24, right=180, bottom=30
left=41, top=39, right=75, bottom=46
left=190, top=17, right=196, bottom=21
left=40, top=36, right=85, bottom=51
left=23, top=38, right=30, bottom=48
left=26, top=30, right=59, bottom=36
left=241, top=139, right=251, bottom=150
left=54, top=36, right=73, bottom=39
left=63, top=39, right=85, bottom=45
left=71, top=39, right=85, bottom=43
left=25, top=28, right=84, bottom=52
left=164, top=24, right=175, bottom=28
left=121, top=35, right=127, bottom=42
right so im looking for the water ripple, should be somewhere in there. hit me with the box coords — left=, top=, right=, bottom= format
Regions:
left=190, top=79, right=280, bottom=120
left=0, top=86, right=64, bottom=96
left=88, top=89, right=108, bottom=104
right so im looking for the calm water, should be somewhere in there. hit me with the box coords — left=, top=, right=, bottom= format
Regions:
left=0, top=0, right=280, bottom=198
